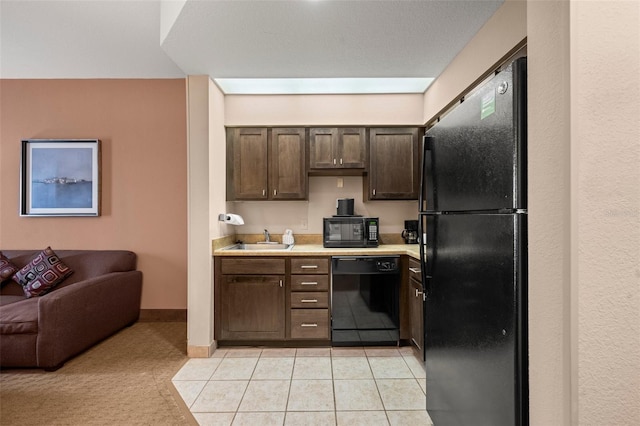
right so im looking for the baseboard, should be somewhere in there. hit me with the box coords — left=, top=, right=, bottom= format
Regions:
left=187, top=341, right=217, bottom=358
left=138, top=309, right=187, bottom=322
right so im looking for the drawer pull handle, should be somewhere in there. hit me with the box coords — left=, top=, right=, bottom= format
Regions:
left=301, top=323, right=318, bottom=327
left=300, top=265, right=318, bottom=269
left=409, top=267, right=421, bottom=273
left=301, top=282, right=318, bottom=286
left=301, top=299, right=318, bottom=303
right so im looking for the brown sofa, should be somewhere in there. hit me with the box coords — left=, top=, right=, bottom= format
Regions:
left=0, top=250, right=142, bottom=370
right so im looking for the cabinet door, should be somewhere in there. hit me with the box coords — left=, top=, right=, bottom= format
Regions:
left=227, top=128, right=268, bottom=200
left=409, top=277, right=425, bottom=360
left=270, top=128, right=307, bottom=200
left=220, top=275, right=285, bottom=340
left=337, top=127, right=366, bottom=169
left=309, top=128, right=338, bottom=169
left=310, top=127, right=366, bottom=170
left=368, top=127, right=420, bottom=199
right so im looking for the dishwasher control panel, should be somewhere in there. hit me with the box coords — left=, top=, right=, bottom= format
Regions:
left=376, top=259, right=398, bottom=272
left=332, top=256, right=400, bottom=275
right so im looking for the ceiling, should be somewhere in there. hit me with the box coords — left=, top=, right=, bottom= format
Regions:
left=0, top=0, right=504, bottom=93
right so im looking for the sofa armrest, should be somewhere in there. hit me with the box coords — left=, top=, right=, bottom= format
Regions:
left=36, top=270, right=142, bottom=369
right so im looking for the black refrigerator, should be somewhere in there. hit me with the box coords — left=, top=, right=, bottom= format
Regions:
left=418, top=57, right=528, bottom=426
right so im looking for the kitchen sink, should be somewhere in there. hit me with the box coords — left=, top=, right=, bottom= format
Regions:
left=223, top=243, right=294, bottom=251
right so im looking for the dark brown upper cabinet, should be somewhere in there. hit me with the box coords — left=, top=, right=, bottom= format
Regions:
left=226, top=127, right=269, bottom=200
left=365, top=127, right=421, bottom=200
left=270, top=128, right=307, bottom=200
left=309, top=127, right=366, bottom=172
left=226, top=127, right=307, bottom=200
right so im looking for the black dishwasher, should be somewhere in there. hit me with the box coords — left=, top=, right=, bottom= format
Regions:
left=331, top=256, right=400, bottom=346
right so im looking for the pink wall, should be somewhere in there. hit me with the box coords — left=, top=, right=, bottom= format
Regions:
left=0, top=79, right=188, bottom=309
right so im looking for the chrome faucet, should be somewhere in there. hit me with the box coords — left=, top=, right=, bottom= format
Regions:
left=263, top=229, right=271, bottom=243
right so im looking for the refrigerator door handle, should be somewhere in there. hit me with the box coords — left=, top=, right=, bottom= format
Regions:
left=419, top=136, right=434, bottom=212
left=418, top=214, right=432, bottom=300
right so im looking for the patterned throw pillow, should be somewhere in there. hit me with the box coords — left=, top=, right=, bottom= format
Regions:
left=0, top=251, right=19, bottom=282
left=12, top=247, right=74, bottom=298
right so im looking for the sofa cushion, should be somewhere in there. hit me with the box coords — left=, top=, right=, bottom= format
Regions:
left=0, top=252, right=19, bottom=283
left=0, top=297, right=38, bottom=334
left=12, top=247, right=74, bottom=298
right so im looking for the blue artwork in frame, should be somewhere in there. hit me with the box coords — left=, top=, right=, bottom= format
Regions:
left=20, top=139, right=101, bottom=216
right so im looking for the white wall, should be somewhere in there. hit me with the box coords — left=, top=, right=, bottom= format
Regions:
left=225, top=94, right=424, bottom=127
left=571, top=2, right=640, bottom=424
left=423, top=0, right=526, bottom=123
left=186, top=75, right=214, bottom=355
left=233, top=176, right=417, bottom=236
left=209, top=79, right=235, bottom=239
left=528, top=1, right=640, bottom=424
left=527, top=2, right=573, bottom=424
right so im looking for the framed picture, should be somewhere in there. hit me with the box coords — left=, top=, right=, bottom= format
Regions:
left=20, top=139, right=101, bottom=217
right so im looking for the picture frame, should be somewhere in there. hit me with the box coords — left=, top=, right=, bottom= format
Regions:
left=20, top=139, right=101, bottom=217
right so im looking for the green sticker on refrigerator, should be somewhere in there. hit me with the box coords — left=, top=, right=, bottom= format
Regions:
left=481, top=90, right=496, bottom=120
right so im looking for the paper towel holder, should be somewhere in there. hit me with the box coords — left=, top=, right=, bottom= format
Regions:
left=218, top=213, right=245, bottom=225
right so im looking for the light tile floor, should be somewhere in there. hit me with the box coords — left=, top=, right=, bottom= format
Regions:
left=172, top=346, right=433, bottom=426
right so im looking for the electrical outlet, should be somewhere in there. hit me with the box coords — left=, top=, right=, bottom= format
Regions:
left=337, top=178, right=344, bottom=188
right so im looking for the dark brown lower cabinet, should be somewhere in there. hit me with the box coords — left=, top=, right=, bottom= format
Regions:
left=219, top=275, right=285, bottom=340
left=409, top=278, right=424, bottom=358
left=408, top=258, right=424, bottom=360
left=216, top=257, right=286, bottom=341
left=289, top=257, right=331, bottom=341
left=290, top=309, right=330, bottom=339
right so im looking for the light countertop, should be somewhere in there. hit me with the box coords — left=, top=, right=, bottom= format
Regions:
left=213, top=243, right=421, bottom=260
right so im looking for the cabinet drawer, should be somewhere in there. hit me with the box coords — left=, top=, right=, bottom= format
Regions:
left=220, top=258, right=285, bottom=275
left=290, top=275, right=329, bottom=291
left=290, top=258, right=329, bottom=274
left=408, top=258, right=422, bottom=282
left=290, top=292, right=328, bottom=308
left=290, top=309, right=329, bottom=339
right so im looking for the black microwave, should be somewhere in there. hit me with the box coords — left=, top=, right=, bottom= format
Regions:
left=323, top=217, right=379, bottom=248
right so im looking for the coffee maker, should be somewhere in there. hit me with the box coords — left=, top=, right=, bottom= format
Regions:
left=402, top=220, right=419, bottom=244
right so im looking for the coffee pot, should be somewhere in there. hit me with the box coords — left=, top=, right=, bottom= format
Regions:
left=336, top=198, right=355, bottom=216
left=402, top=220, right=419, bottom=244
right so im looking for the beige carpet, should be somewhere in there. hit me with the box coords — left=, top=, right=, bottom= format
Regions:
left=0, top=322, right=196, bottom=425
